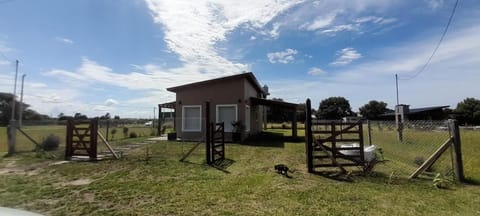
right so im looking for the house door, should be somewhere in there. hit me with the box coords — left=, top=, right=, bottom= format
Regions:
left=216, top=105, right=237, bottom=132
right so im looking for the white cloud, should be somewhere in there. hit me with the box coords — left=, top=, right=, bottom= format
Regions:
left=265, top=25, right=480, bottom=111
left=425, top=0, right=444, bottom=10
left=267, top=48, right=298, bottom=64
left=250, top=36, right=256, bottom=40
left=321, top=24, right=357, bottom=34
left=331, top=47, right=362, bottom=65
left=308, top=67, right=327, bottom=76
left=55, top=37, right=74, bottom=44
left=0, top=42, right=12, bottom=53
left=144, top=0, right=301, bottom=76
left=300, top=13, right=336, bottom=31
left=104, top=98, right=118, bottom=106
left=355, top=16, right=396, bottom=25
left=0, top=60, right=10, bottom=65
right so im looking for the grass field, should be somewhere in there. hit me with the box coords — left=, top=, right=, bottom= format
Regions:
left=1, top=128, right=479, bottom=215
left=0, top=125, right=157, bottom=153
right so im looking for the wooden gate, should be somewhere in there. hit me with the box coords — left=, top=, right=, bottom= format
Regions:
left=65, top=119, right=98, bottom=160
left=209, top=122, right=225, bottom=162
left=205, top=101, right=226, bottom=164
left=305, top=99, right=366, bottom=173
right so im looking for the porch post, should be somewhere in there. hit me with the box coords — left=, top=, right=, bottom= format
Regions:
left=292, top=108, right=297, bottom=139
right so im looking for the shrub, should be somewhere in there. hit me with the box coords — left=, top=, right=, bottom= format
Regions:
left=41, top=134, right=60, bottom=151
left=111, top=128, right=117, bottom=140
left=123, top=127, right=129, bottom=138
left=129, top=131, right=138, bottom=138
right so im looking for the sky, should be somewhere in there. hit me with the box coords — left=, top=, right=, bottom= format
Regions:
left=0, top=0, right=479, bottom=118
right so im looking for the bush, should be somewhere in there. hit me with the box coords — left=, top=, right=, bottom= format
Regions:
left=41, top=134, right=60, bottom=151
left=129, top=131, right=138, bottom=138
left=111, top=128, right=117, bottom=140
left=123, top=127, right=129, bottom=138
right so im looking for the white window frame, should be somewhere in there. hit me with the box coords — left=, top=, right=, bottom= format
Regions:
left=182, top=105, right=202, bottom=132
left=216, top=104, right=238, bottom=132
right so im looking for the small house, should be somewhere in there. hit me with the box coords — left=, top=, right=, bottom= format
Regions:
left=159, top=72, right=298, bottom=141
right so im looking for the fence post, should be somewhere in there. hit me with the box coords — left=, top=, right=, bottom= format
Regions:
left=157, top=105, right=162, bottom=135
left=305, top=99, right=313, bottom=173
left=205, top=101, right=211, bottom=164
left=7, top=120, right=17, bottom=155
left=448, top=119, right=465, bottom=182
left=367, top=120, right=372, bottom=146
left=106, top=120, right=110, bottom=141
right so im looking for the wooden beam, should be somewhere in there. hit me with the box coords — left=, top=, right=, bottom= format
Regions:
left=409, top=137, right=452, bottom=179
left=97, top=131, right=119, bottom=159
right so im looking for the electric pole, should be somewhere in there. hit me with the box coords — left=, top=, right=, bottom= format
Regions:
left=10, top=60, right=19, bottom=121
left=19, top=74, right=26, bottom=127
left=395, top=74, right=399, bottom=105
left=153, top=107, right=156, bottom=128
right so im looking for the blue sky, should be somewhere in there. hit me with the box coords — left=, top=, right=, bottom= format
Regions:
left=0, top=0, right=479, bottom=118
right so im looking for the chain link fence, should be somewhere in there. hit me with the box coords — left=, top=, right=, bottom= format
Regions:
left=367, top=120, right=457, bottom=181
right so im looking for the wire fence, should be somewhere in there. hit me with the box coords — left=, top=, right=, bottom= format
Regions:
left=0, top=118, right=175, bottom=155
left=367, top=120, right=457, bottom=181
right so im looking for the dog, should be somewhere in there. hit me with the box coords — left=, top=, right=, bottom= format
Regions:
left=274, top=164, right=291, bottom=177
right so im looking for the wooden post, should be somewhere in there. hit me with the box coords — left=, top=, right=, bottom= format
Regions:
left=292, top=108, right=297, bottom=139
left=65, top=119, right=73, bottom=159
left=7, top=120, right=17, bottom=155
left=367, top=120, right=372, bottom=146
left=358, top=121, right=365, bottom=164
left=90, top=119, right=98, bottom=159
left=305, top=99, right=313, bottom=173
left=449, top=119, right=465, bottom=182
left=157, top=105, right=162, bottom=135
left=106, top=120, right=110, bottom=141
left=205, top=101, right=211, bottom=164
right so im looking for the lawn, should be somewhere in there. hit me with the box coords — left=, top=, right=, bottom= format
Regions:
left=0, top=129, right=479, bottom=215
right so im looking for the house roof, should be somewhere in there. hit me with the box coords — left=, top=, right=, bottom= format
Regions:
left=166, top=72, right=265, bottom=94
left=158, top=101, right=176, bottom=109
left=249, top=97, right=298, bottom=110
left=381, top=105, right=449, bottom=116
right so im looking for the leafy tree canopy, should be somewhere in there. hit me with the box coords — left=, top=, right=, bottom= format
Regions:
left=317, top=97, right=353, bottom=120
left=359, top=100, right=391, bottom=120
left=455, top=97, right=480, bottom=125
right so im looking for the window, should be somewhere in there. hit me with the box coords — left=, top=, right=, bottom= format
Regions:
left=182, top=105, right=201, bottom=132
left=216, top=104, right=237, bottom=132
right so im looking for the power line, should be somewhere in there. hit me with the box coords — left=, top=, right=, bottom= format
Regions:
left=399, top=0, right=459, bottom=81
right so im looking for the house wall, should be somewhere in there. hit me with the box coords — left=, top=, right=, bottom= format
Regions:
left=243, top=79, right=263, bottom=134
left=174, top=78, right=249, bottom=141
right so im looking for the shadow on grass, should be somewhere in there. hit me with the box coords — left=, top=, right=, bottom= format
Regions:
left=464, top=177, right=480, bottom=186
left=210, top=158, right=235, bottom=174
left=241, top=131, right=304, bottom=148
left=311, top=170, right=355, bottom=182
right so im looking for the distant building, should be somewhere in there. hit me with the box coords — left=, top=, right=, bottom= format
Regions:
left=380, top=104, right=449, bottom=121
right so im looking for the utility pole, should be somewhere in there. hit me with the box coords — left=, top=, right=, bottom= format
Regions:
left=153, top=107, right=156, bottom=129
left=10, top=60, right=19, bottom=121
left=19, top=74, right=26, bottom=127
left=395, top=74, right=399, bottom=105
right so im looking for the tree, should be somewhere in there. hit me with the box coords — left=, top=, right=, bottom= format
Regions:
left=317, top=97, right=353, bottom=120
left=455, top=97, right=480, bottom=125
left=0, top=92, right=30, bottom=126
left=359, top=100, right=390, bottom=120
left=100, top=112, right=111, bottom=120
left=114, top=115, right=120, bottom=120
left=74, top=112, right=88, bottom=120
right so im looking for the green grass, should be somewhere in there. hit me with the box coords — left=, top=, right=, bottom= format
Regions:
left=1, top=129, right=480, bottom=215
left=0, top=125, right=157, bottom=153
